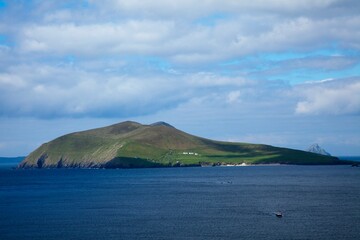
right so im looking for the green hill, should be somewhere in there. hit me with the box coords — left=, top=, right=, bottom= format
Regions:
left=18, top=121, right=345, bottom=168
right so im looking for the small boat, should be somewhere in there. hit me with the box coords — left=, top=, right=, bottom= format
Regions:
left=275, top=212, right=283, bottom=217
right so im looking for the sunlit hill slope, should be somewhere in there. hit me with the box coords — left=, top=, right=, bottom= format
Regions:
left=18, top=121, right=345, bottom=168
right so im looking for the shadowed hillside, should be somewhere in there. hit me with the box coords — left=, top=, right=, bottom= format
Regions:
left=18, top=121, right=346, bottom=168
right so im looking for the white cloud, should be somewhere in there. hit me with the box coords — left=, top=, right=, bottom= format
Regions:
left=296, top=80, right=360, bottom=115
left=0, top=73, right=27, bottom=88
left=17, top=14, right=360, bottom=64
left=43, top=10, right=73, bottom=22
left=20, top=21, right=176, bottom=55
left=0, top=63, right=257, bottom=118
left=1, top=0, right=358, bottom=119
left=226, top=91, right=241, bottom=104
left=186, top=72, right=249, bottom=87
left=98, top=0, right=339, bottom=18
left=232, top=16, right=360, bottom=55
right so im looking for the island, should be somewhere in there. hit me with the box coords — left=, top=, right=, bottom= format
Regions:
left=18, top=121, right=347, bottom=169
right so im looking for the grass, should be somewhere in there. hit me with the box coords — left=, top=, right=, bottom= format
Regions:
left=19, top=121, right=345, bottom=168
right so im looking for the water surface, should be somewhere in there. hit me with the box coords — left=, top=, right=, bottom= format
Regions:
left=1, top=165, right=359, bottom=239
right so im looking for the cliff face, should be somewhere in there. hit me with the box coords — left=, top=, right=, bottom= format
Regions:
left=19, top=121, right=344, bottom=169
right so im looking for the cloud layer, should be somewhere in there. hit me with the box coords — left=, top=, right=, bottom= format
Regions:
left=0, top=0, right=359, bottom=155
left=16, top=15, right=360, bottom=62
left=296, top=79, right=360, bottom=115
left=0, top=0, right=359, bottom=119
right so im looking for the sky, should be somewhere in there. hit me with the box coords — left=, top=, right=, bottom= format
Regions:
left=0, top=0, right=360, bottom=157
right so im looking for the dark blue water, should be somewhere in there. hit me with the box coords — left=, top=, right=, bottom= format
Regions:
left=0, top=157, right=24, bottom=167
left=339, top=156, right=360, bottom=162
left=1, top=165, right=359, bottom=240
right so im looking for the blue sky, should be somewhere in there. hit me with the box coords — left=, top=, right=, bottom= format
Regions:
left=0, top=0, right=359, bottom=156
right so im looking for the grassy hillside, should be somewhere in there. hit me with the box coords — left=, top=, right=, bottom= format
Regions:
left=18, top=121, right=345, bottom=168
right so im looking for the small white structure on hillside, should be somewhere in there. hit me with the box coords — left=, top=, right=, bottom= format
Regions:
left=182, top=152, right=199, bottom=156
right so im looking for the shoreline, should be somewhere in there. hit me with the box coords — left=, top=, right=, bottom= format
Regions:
left=217, top=163, right=283, bottom=167
left=12, top=161, right=357, bottom=170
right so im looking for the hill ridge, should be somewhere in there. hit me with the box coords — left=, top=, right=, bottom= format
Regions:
left=18, top=121, right=346, bottom=168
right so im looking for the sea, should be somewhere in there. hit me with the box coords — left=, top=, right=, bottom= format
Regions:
left=0, top=160, right=360, bottom=240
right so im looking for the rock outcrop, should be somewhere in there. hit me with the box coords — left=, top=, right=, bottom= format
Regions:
left=307, top=143, right=331, bottom=156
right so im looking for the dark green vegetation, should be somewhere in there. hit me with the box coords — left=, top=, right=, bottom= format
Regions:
left=18, top=121, right=346, bottom=169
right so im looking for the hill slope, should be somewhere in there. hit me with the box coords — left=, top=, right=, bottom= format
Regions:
left=18, top=121, right=345, bottom=168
